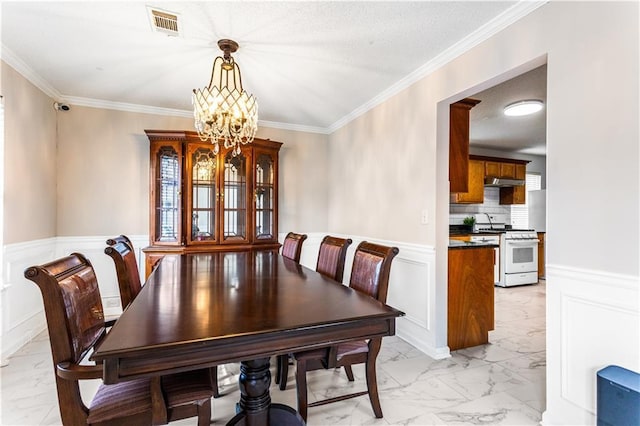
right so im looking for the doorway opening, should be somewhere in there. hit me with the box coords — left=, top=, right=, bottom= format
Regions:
left=442, top=58, right=548, bottom=417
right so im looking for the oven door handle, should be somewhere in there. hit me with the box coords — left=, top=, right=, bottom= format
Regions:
left=506, top=240, right=539, bottom=246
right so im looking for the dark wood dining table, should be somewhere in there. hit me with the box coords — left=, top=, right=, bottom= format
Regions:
left=92, top=251, right=404, bottom=426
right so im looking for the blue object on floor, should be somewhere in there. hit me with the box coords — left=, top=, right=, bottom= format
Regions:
left=597, top=365, right=640, bottom=426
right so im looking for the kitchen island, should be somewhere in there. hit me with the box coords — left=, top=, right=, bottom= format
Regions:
left=448, top=240, right=497, bottom=351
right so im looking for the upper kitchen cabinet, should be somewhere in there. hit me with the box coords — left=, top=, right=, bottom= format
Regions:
left=449, top=98, right=481, bottom=193
left=498, top=162, right=527, bottom=204
left=143, top=130, right=282, bottom=276
left=476, top=156, right=528, bottom=182
left=451, top=155, right=529, bottom=205
left=450, top=159, right=485, bottom=204
left=485, top=161, right=516, bottom=179
left=500, top=183, right=526, bottom=204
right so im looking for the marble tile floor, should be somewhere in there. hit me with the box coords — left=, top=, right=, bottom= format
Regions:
left=1, top=281, right=546, bottom=425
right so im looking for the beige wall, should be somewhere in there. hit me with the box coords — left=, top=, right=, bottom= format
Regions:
left=2, top=62, right=57, bottom=244
left=55, top=106, right=192, bottom=236
left=256, top=127, right=329, bottom=234
left=328, top=89, right=433, bottom=243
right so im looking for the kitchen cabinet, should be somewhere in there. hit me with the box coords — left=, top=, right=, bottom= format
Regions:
left=450, top=159, right=485, bottom=204
left=471, top=155, right=528, bottom=205
left=143, top=130, right=282, bottom=277
left=449, top=235, right=471, bottom=242
left=537, top=232, right=545, bottom=278
left=485, top=160, right=516, bottom=178
left=499, top=163, right=526, bottom=204
left=500, top=185, right=525, bottom=204
left=448, top=245, right=495, bottom=351
left=484, top=161, right=500, bottom=177
left=449, top=98, right=481, bottom=193
left=514, top=163, right=526, bottom=180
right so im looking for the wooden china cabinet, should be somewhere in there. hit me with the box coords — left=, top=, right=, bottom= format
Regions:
left=142, top=130, right=282, bottom=277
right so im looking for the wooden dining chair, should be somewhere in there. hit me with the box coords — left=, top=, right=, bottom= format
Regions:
left=24, top=252, right=214, bottom=425
left=281, top=232, right=308, bottom=263
left=289, top=241, right=399, bottom=421
left=276, top=235, right=353, bottom=390
left=104, top=240, right=141, bottom=310
left=105, top=234, right=134, bottom=252
left=104, top=240, right=221, bottom=399
left=315, top=235, right=353, bottom=282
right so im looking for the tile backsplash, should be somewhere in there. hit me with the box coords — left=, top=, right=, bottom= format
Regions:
left=450, top=187, right=511, bottom=224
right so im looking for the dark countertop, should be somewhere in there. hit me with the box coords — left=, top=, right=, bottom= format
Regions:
left=449, top=230, right=504, bottom=236
left=449, top=225, right=505, bottom=236
left=448, top=240, right=499, bottom=249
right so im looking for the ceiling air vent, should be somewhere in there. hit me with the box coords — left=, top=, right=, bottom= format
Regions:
left=147, top=7, right=180, bottom=36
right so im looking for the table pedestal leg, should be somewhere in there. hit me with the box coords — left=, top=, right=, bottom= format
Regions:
left=239, top=358, right=271, bottom=425
left=227, top=358, right=305, bottom=426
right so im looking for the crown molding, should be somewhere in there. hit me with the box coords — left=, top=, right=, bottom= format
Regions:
left=59, top=96, right=329, bottom=133
left=3, top=1, right=546, bottom=135
left=257, top=120, right=329, bottom=135
left=62, top=96, right=193, bottom=117
left=327, top=0, right=548, bottom=133
left=1, top=44, right=61, bottom=100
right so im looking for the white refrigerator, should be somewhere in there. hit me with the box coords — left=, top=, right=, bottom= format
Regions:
left=528, top=189, right=546, bottom=232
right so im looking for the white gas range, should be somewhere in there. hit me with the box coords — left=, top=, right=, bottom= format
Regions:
left=471, top=214, right=539, bottom=287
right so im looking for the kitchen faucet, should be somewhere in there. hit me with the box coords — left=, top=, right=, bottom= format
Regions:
left=484, top=213, right=494, bottom=229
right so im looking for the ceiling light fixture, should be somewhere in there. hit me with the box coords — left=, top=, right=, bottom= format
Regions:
left=192, top=39, right=258, bottom=156
left=503, top=99, right=543, bottom=116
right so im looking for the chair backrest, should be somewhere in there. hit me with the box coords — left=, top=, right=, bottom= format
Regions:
left=348, top=242, right=399, bottom=303
left=24, top=253, right=108, bottom=422
left=104, top=241, right=142, bottom=309
left=281, top=232, right=308, bottom=263
left=106, top=234, right=134, bottom=251
left=316, top=236, right=353, bottom=282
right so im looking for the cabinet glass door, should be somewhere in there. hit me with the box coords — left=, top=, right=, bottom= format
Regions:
left=221, top=150, right=250, bottom=243
left=187, top=146, right=218, bottom=244
left=153, top=144, right=181, bottom=244
left=255, top=151, right=276, bottom=241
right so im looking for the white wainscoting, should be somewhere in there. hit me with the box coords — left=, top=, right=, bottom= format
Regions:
left=1, top=235, right=147, bottom=362
left=284, top=232, right=446, bottom=359
left=542, top=265, right=640, bottom=426
left=1, top=238, right=56, bottom=363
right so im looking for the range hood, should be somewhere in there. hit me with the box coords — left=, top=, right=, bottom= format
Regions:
left=484, top=176, right=525, bottom=187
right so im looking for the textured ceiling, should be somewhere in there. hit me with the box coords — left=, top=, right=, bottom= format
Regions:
left=470, top=64, right=547, bottom=156
left=2, top=1, right=545, bottom=153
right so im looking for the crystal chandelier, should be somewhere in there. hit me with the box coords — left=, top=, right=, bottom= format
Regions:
left=192, top=39, right=258, bottom=156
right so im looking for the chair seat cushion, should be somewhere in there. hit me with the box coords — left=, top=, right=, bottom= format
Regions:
left=87, top=378, right=152, bottom=423
left=292, top=347, right=329, bottom=361
left=336, top=340, right=369, bottom=360
left=161, top=369, right=214, bottom=408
